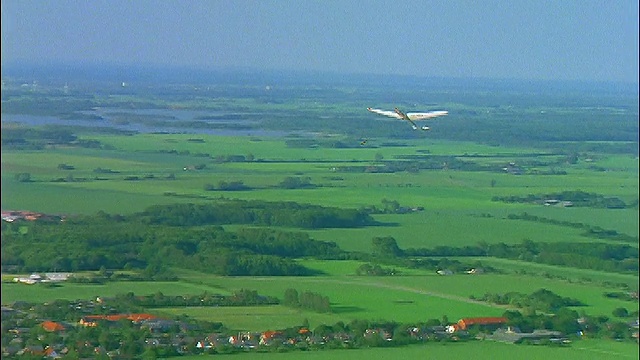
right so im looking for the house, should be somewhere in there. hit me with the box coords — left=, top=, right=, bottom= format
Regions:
left=45, top=273, right=71, bottom=282
left=13, top=273, right=43, bottom=284
left=79, top=313, right=158, bottom=327
left=437, top=269, right=453, bottom=276
left=448, top=317, right=508, bottom=332
left=19, top=345, right=44, bottom=356
left=488, top=327, right=568, bottom=344
left=466, top=268, right=484, bottom=274
left=196, top=340, right=214, bottom=350
left=503, top=163, right=524, bottom=175
left=1, top=211, right=20, bottom=222
left=141, top=318, right=183, bottom=333
left=2, top=345, right=22, bottom=358
left=544, top=199, right=560, bottom=206
left=41, top=320, right=66, bottom=332
left=44, top=346, right=64, bottom=359
left=364, top=328, right=393, bottom=341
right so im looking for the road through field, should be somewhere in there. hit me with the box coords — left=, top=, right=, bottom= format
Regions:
left=253, top=275, right=511, bottom=311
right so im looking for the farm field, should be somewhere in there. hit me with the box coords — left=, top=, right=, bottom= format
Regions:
left=176, top=339, right=639, bottom=360
left=2, top=134, right=637, bottom=246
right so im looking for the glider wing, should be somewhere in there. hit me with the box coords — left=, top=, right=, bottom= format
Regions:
left=407, top=111, right=449, bottom=121
left=367, top=107, right=403, bottom=119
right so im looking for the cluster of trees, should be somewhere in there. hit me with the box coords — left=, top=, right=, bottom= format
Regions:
left=504, top=309, right=636, bottom=340
left=156, top=148, right=256, bottom=163
left=1, top=123, right=123, bottom=150
left=278, top=176, right=316, bottom=189
left=1, top=126, right=78, bottom=150
left=1, top=211, right=348, bottom=275
left=204, top=180, right=250, bottom=191
left=212, top=154, right=254, bottom=163
left=203, top=177, right=318, bottom=192
left=158, top=148, right=208, bottom=157
left=493, top=190, right=636, bottom=209
left=14, top=172, right=32, bottom=182
left=3, top=205, right=636, bottom=277
left=136, top=200, right=376, bottom=229
left=472, top=289, right=585, bottom=313
left=283, top=288, right=332, bottom=313
left=368, top=237, right=495, bottom=274
left=603, top=291, right=638, bottom=302
left=355, top=263, right=397, bottom=276
left=364, top=199, right=424, bottom=214
left=93, top=167, right=121, bottom=174
left=57, top=163, right=75, bottom=170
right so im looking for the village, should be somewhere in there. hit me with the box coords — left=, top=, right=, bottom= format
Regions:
left=1, top=210, right=65, bottom=223
left=3, top=292, right=581, bottom=359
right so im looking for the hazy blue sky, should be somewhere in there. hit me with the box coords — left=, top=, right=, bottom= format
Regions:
left=2, top=0, right=638, bottom=83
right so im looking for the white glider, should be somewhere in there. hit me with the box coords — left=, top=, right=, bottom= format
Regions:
left=367, top=107, right=448, bottom=131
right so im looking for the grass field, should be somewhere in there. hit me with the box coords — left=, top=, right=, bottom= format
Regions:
left=0, top=280, right=232, bottom=305
left=176, top=339, right=639, bottom=360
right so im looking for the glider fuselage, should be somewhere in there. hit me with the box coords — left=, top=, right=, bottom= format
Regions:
left=394, top=107, right=409, bottom=120
left=394, top=107, right=419, bottom=129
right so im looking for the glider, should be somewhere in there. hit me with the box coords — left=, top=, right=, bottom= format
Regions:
left=367, top=107, right=448, bottom=131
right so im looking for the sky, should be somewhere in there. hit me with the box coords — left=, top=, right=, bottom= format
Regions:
left=1, top=0, right=639, bottom=83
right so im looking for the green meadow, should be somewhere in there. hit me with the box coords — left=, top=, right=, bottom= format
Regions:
left=176, top=340, right=639, bottom=360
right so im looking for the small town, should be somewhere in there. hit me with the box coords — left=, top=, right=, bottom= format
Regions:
left=2, top=271, right=639, bottom=359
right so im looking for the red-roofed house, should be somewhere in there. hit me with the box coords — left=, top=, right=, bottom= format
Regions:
left=41, top=321, right=65, bottom=332
left=259, top=330, right=284, bottom=346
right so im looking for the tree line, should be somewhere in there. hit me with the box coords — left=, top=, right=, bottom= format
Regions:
left=130, top=289, right=279, bottom=308
left=505, top=212, right=638, bottom=243
left=379, top=238, right=638, bottom=275
left=136, top=200, right=376, bottom=229
left=492, top=190, right=637, bottom=209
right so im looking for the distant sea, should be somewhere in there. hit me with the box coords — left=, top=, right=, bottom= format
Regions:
left=2, top=62, right=638, bottom=97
